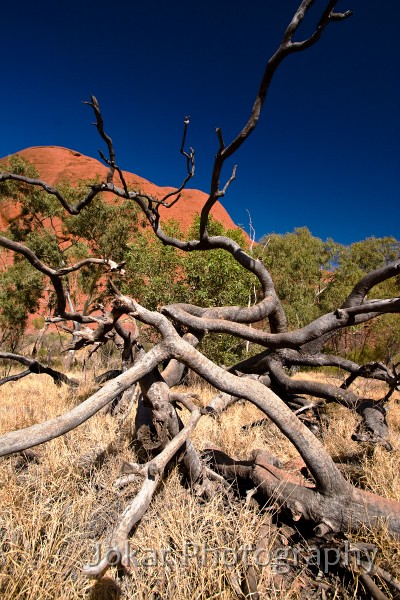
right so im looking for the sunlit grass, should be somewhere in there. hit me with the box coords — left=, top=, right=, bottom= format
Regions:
left=0, top=371, right=399, bottom=598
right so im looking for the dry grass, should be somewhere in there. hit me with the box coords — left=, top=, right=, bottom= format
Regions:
left=0, top=371, right=399, bottom=599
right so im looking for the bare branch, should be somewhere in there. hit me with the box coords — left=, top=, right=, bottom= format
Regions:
left=162, top=302, right=392, bottom=350
left=57, top=258, right=126, bottom=276
left=0, top=344, right=169, bottom=457
left=209, top=449, right=400, bottom=536
left=0, top=352, right=78, bottom=387
left=197, top=0, right=352, bottom=238
left=284, top=1, right=353, bottom=51
left=216, top=164, right=237, bottom=198
left=232, top=348, right=397, bottom=386
left=0, top=236, right=129, bottom=331
left=0, top=368, right=31, bottom=385
left=83, top=95, right=117, bottom=184
left=343, top=260, right=400, bottom=307
left=83, top=407, right=202, bottom=578
left=114, top=295, right=349, bottom=497
left=0, top=235, right=57, bottom=278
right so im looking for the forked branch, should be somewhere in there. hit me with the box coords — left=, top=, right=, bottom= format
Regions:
left=0, top=352, right=78, bottom=387
left=198, top=0, right=352, bottom=238
left=83, top=408, right=202, bottom=579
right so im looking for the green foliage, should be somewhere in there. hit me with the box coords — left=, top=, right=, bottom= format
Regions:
left=323, top=236, right=400, bottom=364
left=1, top=155, right=399, bottom=366
left=257, top=228, right=400, bottom=364
left=0, top=258, right=44, bottom=349
left=320, top=236, right=400, bottom=311
left=184, top=216, right=256, bottom=310
left=0, top=155, right=140, bottom=343
left=1, top=156, right=64, bottom=245
left=62, top=181, right=140, bottom=262
left=123, top=220, right=187, bottom=310
left=183, top=217, right=259, bottom=364
left=256, top=227, right=337, bottom=329
left=123, top=215, right=258, bottom=364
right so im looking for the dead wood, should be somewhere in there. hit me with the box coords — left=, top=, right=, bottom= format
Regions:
left=207, top=449, right=400, bottom=536
left=0, top=352, right=79, bottom=387
left=0, top=4, right=399, bottom=598
left=82, top=408, right=202, bottom=579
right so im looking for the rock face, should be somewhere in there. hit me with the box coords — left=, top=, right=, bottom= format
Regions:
left=1, top=146, right=239, bottom=232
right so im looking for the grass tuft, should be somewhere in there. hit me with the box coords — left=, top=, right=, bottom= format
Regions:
left=0, top=372, right=399, bottom=598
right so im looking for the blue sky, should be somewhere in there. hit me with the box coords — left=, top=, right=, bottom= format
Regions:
left=1, top=1, right=399, bottom=245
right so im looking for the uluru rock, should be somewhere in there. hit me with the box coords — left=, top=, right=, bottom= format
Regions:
left=1, top=146, right=240, bottom=232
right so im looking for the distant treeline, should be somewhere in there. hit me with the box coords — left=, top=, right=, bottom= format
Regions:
left=1, top=155, right=399, bottom=366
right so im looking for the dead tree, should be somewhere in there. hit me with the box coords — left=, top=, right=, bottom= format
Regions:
left=1, top=0, right=400, bottom=593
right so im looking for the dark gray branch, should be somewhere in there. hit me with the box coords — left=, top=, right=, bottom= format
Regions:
left=114, top=294, right=349, bottom=497
left=230, top=349, right=397, bottom=385
left=0, top=368, right=31, bottom=385
left=0, top=353, right=79, bottom=387
left=0, top=236, right=127, bottom=328
left=198, top=0, right=352, bottom=238
left=162, top=302, right=390, bottom=350
left=343, top=261, right=400, bottom=307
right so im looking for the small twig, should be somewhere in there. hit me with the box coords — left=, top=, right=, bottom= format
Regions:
left=159, top=115, right=195, bottom=206
left=246, top=209, right=256, bottom=254
left=216, top=127, right=225, bottom=153
left=295, top=403, right=317, bottom=415
left=83, top=95, right=116, bottom=184
left=216, top=164, right=237, bottom=198
left=98, top=149, right=130, bottom=196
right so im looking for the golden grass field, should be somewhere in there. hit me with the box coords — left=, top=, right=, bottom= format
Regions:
left=0, top=370, right=399, bottom=599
